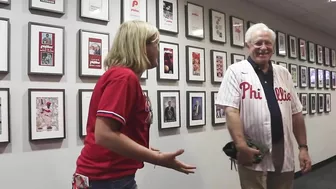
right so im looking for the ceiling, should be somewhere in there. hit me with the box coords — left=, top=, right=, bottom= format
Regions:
left=243, top=0, right=336, bottom=39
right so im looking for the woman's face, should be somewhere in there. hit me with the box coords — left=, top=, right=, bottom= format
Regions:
left=146, top=36, right=159, bottom=69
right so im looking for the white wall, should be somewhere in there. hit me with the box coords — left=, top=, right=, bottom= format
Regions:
left=0, top=0, right=335, bottom=188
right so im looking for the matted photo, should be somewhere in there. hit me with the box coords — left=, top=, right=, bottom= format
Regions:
left=317, top=69, right=324, bottom=89
left=28, top=22, right=64, bottom=76
left=29, top=0, right=64, bottom=14
left=185, top=2, right=204, bottom=39
left=309, top=93, right=316, bottom=114
left=186, top=91, right=206, bottom=127
left=0, top=0, right=10, bottom=5
left=231, top=53, right=245, bottom=64
left=277, top=61, right=287, bottom=68
left=288, top=35, right=297, bottom=59
left=230, top=16, right=244, bottom=48
left=299, top=93, right=308, bottom=115
left=317, top=93, right=324, bottom=113
left=121, top=0, right=147, bottom=23
left=299, top=65, right=307, bottom=88
left=308, top=41, right=315, bottom=63
left=0, top=18, right=9, bottom=74
left=276, top=31, right=286, bottom=56
left=211, top=91, right=226, bottom=126
left=157, top=90, right=181, bottom=130
left=0, top=88, right=10, bottom=143
left=28, top=88, right=66, bottom=141
left=316, top=44, right=323, bottom=65
left=324, top=47, right=330, bottom=66
left=209, top=9, right=226, bottom=43
left=325, top=93, right=331, bottom=112
left=210, top=50, right=227, bottom=84
left=298, top=38, right=307, bottom=61
left=331, top=71, right=336, bottom=89
left=156, top=0, right=178, bottom=34
left=80, top=0, right=109, bottom=21
left=157, top=41, right=179, bottom=81
left=324, top=70, right=330, bottom=89
left=79, top=29, right=109, bottom=77
left=289, top=64, right=298, bottom=87
left=78, top=89, right=93, bottom=137
left=331, top=49, right=336, bottom=67
left=308, top=67, right=316, bottom=88
left=186, top=45, right=205, bottom=82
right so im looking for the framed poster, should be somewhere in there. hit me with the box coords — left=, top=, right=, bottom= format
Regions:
left=308, top=67, right=316, bottom=88
left=331, top=49, right=336, bottom=67
left=156, top=0, right=178, bottom=34
left=289, top=64, right=298, bottom=87
left=209, top=9, right=226, bottom=43
left=230, top=16, right=244, bottom=48
left=157, top=41, right=179, bottom=81
left=331, top=71, right=336, bottom=89
left=0, top=18, right=9, bottom=74
left=324, top=47, right=330, bottom=66
left=299, top=65, right=307, bottom=88
left=210, top=50, right=227, bottom=84
left=141, top=70, right=148, bottom=79
left=157, top=90, right=181, bottom=130
left=277, top=61, right=287, bottom=68
left=298, top=38, right=307, bottom=61
left=185, top=2, right=204, bottom=39
left=307, top=41, right=315, bottom=63
left=29, top=0, right=65, bottom=14
left=28, top=22, right=64, bottom=76
left=317, top=69, right=324, bottom=89
left=299, top=93, right=308, bottom=115
left=211, top=91, right=226, bottom=126
left=186, top=91, right=206, bottom=127
left=276, top=31, right=286, bottom=56
left=288, top=35, right=297, bottom=59
left=0, top=0, right=10, bottom=5
left=316, top=44, right=323, bottom=65
left=309, top=93, right=316, bottom=114
left=186, top=45, right=205, bottom=82
left=325, top=93, right=331, bottom=113
left=121, top=0, right=147, bottom=23
left=80, top=0, right=109, bottom=21
left=317, top=93, right=324, bottom=113
left=0, top=88, right=10, bottom=143
left=78, top=89, right=93, bottom=137
left=28, top=88, right=66, bottom=141
left=324, top=70, right=331, bottom=89
left=79, top=29, right=109, bottom=77
left=231, top=53, right=245, bottom=64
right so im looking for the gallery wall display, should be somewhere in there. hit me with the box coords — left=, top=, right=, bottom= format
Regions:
left=78, top=89, right=92, bottom=137
left=0, top=0, right=10, bottom=5
left=0, top=18, right=9, bottom=74
left=185, top=2, right=204, bottom=39
left=210, top=50, right=227, bottom=84
left=229, top=16, right=244, bottom=48
left=211, top=91, right=226, bottom=126
left=121, top=0, right=147, bottom=23
left=186, top=91, right=206, bottom=127
left=28, top=22, right=64, bottom=76
left=79, top=29, right=109, bottom=77
left=29, top=0, right=65, bottom=14
left=156, top=0, right=178, bottom=34
left=28, top=88, right=66, bottom=141
left=186, top=45, right=205, bottom=82
left=157, top=41, right=179, bottom=81
left=157, top=90, right=181, bottom=130
left=0, top=88, right=10, bottom=143
left=80, top=0, right=109, bottom=21
left=209, top=9, right=226, bottom=43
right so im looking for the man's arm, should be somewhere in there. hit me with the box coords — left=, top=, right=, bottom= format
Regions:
left=225, top=106, right=248, bottom=149
left=292, top=112, right=307, bottom=148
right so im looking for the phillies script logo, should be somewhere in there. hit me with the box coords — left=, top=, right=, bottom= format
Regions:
left=132, top=0, right=138, bottom=7
left=275, top=87, right=291, bottom=101
left=240, top=82, right=262, bottom=99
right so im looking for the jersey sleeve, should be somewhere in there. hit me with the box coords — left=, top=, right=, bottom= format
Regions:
left=215, top=67, right=241, bottom=109
left=287, top=70, right=303, bottom=114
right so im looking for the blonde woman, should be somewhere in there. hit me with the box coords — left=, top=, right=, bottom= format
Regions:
left=72, top=20, right=196, bottom=189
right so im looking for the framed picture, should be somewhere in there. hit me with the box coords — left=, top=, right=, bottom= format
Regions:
left=28, top=22, right=64, bottom=76
left=277, top=61, right=287, bottom=68
left=78, top=89, right=93, bottom=137
left=276, top=31, right=286, bottom=56
left=231, top=53, right=245, bottom=64
left=331, top=71, right=336, bottom=89
left=185, top=2, right=204, bottom=39
left=211, top=91, right=226, bottom=126
left=247, top=21, right=255, bottom=29
left=0, top=0, right=10, bottom=5
left=308, top=67, right=316, bottom=88
left=156, top=0, right=178, bottom=34
left=157, top=41, right=179, bottom=81
left=325, top=93, right=331, bottom=112
left=299, top=65, right=307, bottom=88
left=209, top=9, right=226, bottom=43
left=186, top=91, right=206, bottom=127
left=29, top=0, right=65, bottom=14
left=324, top=70, right=331, bottom=89
left=210, top=50, right=227, bottom=84
left=288, top=35, right=297, bottom=59
left=229, top=16, right=244, bottom=48
left=0, top=18, right=9, bottom=74
left=289, top=64, right=298, bottom=87
left=28, top=88, right=66, bottom=141
left=186, top=45, right=205, bottom=82
left=298, top=38, right=307, bottom=61
left=331, top=49, right=336, bottom=67
left=317, top=69, right=324, bottom=89
left=307, top=41, right=315, bottom=63
left=316, top=44, right=323, bottom=65
left=317, top=93, right=324, bottom=113
left=299, top=93, right=308, bottom=115
left=0, top=88, right=10, bottom=143
left=141, top=70, right=148, bottom=79
left=121, top=0, right=147, bottom=23
left=157, top=90, right=181, bottom=130
left=79, top=29, right=109, bottom=77
left=309, top=93, right=316, bottom=114
left=324, top=47, right=330, bottom=66
left=80, top=0, right=109, bottom=21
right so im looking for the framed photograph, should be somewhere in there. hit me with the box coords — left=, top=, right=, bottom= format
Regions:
left=141, top=70, right=148, bottom=79
left=209, top=9, right=226, bottom=43
left=247, top=21, right=255, bottom=29
left=80, top=0, right=109, bottom=21
left=317, top=93, right=324, bottom=113
left=316, top=44, right=323, bottom=65
left=0, top=88, right=10, bottom=143
left=324, top=47, right=330, bottom=66
left=156, top=0, right=178, bottom=34
left=186, top=45, right=205, bottom=82
left=231, top=53, right=245, bottom=64
left=28, top=88, right=66, bottom=141
left=211, top=91, right=226, bottom=126
left=277, top=61, right=287, bottom=68
left=210, top=50, right=227, bottom=84
left=0, top=18, right=9, bottom=74
left=121, top=0, right=147, bottom=23
left=317, top=69, right=324, bottom=89
left=78, top=89, right=93, bottom=137
left=331, top=71, right=336, bottom=89
left=28, top=22, right=64, bottom=76
left=309, top=93, right=316, bottom=114
left=79, top=29, right=109, bottom=77
left=288, top=35, right=297, bottom=59
left=307, top=41, right=315, bottom=63
left=0, top=0, right=10, bottom=5
left=324, top=70, right=331, bottom=89
left=289, top=64, right=298, bottom=87
left=29, top=0, right=65, bottom=14
left=299, top=93, right=308, bottom=115
left=308, top=67, right=316, bottom=88
left=331, top=49, right=336, bottom=67
left=325, top=93, right=331, bottom=112
left=276, top=31, right=286, bottom=56
left=157, top=90, right=181, bottom=130
left=298, top=38, right=307, bottom=61
left=229, top=16, right=244, bottom=48
left=186, top=91, right=206, bottom=127
left=185, top=2, right=204, bottom=39
left=157, top=41, right=179, bottom=81
left=299, top=65, right=307, bottom=88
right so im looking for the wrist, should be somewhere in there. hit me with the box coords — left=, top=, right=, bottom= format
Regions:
left=236, top=141, right=248, bottom=151
left=298, top=144, right=308, bottom=151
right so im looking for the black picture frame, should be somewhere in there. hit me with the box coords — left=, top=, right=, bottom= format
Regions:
left=209, top=9, right=226, bottom=44
left=299, top=65, right=307, bottom=88
left=211, top=91, right=226, bottom=126
left=157, top=90, right=181, bottom=130
left=157, top=41, right=179, bottom=81
left=185, top=2, right=204, bottom=39
left=308, top=67, right=316, bottom=88
left=287, top=34, right=297, bottom=59
left=331, top=71, right=336, bottom=90
left=317, top=69, right=324, bottom=89
left=298, top=38, right=307, bottom=61
left=324, top=47, right=330, bottom=66
left=307, top=41, right=316, bottom=63
left=316, top=44, right=323, bottom=65
left=277, top=61, right=287, bottom=68
left=229, top=16, right=245, bottom=48
left=231, top=53, right=245, bottom=64
left=0, top=0, right=10, bottom=5
left=324, top=93, right=331, bottom=113
left=120, top=0, right=148, bottom=23
left=309, top=93, right=316, bottom=114
left=186, top=91, right=206, bottom=128
left=80, top=0, right=110, bottom=22
left=156, top=0, right=179, bottom=34
left=186, top=45, right=205, bottom=82
left=0, top=88, right=10, bottom=143
left=289, top=64, right=298, bottom=87
left=299, top=93, right=308, bottom=115
left=276, top=31, right=286, bottom=57
left=210, top=50, right=227, bottom=84
left=324, top=70, right=331, bottom=89
left=29, top=0, right=65, bottom=14
left=78, top=89, right=93, bottom=137
left=317, top=93, right=324, bottom=113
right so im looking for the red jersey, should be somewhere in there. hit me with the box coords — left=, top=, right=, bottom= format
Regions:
left=75, top=66, right=152, bottom=180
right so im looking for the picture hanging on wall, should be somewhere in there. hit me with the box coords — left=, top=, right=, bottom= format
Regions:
left=289, top=64, right=298, bottom=87
left=309, top=93, right=316, bottom=114
left=209, top=9, right=226, bottom=43
left=0, top=18, right=9, bottom=74
left=211, top=91, right=226, bottom=126
left=299, top=65, right=307, bottom=88
left=185, top=2, right=204, bottom=39
left=247, top=21, right=255, bottom=29
left=186, top=91, right=206, bottom=127
left=157, top=90, right=181, bottom=130
left=308, top=67, right=316, bottom=88
left=186, top=45, right=205, bottom=82
left=28, top=22, right=64, bottom=76
left=0, top=88, right=10, bottom=143
left=78, top=89, right=93, bottom=137
left=79, top=29, right=109, bottom=77
left=277, top=61, right=287, bottom=68
left=307, top=41, right=315, bottom=63
left=231, top=53, right=245, bottom=64
left=324, top=47, right=330, bottom=66
left=80, top=0, right=109, bottom=21
left=316, top=44, right=323, bottom=65
left=325, top=93, right=331, bottom=112
left=210, top=50, right=227, bottom=84
left=288, top=35, right=297, bottom=59
left=157, top=41, right=179, bottom=81
left=299, top=93, right=308, bottom=115
left=229, top=16, right=244, bottom=48
left=29, top=0, right=65, bottom=14
left=141, top=70, right=148, bottom=79
left=121, top=0, right=147, bottom=23
left=324, top=70, right=330, bottom=89
left=0, top=0, right=10, bottom=5
left=317, top=93, right=324, bottom=113
left=331, top=71, right=336, bottom=89
left=276, top=31, right=286, bottom=56
left=317, top=69, right=324, bottom=89
left=298, top=38, right=307, bottom=61
left=28, top=88, right=66, bottom=141
left=331, top=49, right=336, bottom=67
left=156, top=0, right=178, bottom=34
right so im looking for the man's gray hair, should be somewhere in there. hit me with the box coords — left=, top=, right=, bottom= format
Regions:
left=245, top=23, right=276, bottom=45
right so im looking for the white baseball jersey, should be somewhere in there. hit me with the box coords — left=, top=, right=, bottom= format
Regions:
left=215, top=60, right=302, bottom=172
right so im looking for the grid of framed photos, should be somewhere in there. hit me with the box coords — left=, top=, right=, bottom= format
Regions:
left=299, top=93, right=331, bottom=115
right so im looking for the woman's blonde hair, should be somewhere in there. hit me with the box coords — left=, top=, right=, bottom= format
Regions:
left=104, top=20, right=160, bottom=74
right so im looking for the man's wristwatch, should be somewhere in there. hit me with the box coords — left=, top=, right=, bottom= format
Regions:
left=298, top=144, right=308, bottom=151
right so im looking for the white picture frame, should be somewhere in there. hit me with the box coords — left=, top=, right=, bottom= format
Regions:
left=157, top=0, right=178, bottom=34
left=209, top=9, right=226, bottom=43
left=185, top=2, right=204, bottom=39
left=186, top=45, right=205, bottom=82
left=121, top=0, right=147, bottom=23
left=230, top=16, right=245, bottom=48
left=210, top=50, right=227, bottom=84
left=186, top=91, right=206, bottom=127
left=157, top=41, right=179, bottom=81
left=212, top=91, right=226, bottom=126
left=0, top=18, right=9, bottom=74
left=29, top=0, right=65, bottom=14
left=80, top=0, right=109, bottom=21
left=78, top=89, right=93, bottom=137
left=0, top=88, right=10, bottom=143
left=157, top=90, right=181, bottom=130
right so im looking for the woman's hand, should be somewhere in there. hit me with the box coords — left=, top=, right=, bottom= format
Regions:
left=156, top=149, right=196, bottom=174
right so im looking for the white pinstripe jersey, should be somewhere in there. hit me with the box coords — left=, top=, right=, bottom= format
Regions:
left=215, top=60, right=302, bottom=172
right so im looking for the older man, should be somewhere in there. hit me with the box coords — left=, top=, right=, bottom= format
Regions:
left=215, top=23, right=312, bottom=189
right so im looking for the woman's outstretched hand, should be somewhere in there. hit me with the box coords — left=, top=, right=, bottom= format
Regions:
left=156, top=149, right=196, bottom=174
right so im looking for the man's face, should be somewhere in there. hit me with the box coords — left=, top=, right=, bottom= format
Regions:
left=247, top=31, right=274, bottom=64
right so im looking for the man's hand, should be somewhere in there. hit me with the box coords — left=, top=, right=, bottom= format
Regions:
left=299, top=149, right=312, bottom=174
left=236, top=144, right=260, bottom=166
left=156, top=149, right=196, bottom=174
